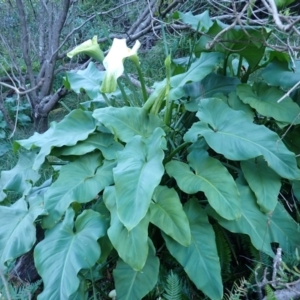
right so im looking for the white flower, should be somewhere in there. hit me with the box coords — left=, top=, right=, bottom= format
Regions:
left=67, top=36, right=104, bottom=62
left=101, top=38, right=141, bottom=93
left=108, top=289, right=117, bottom=300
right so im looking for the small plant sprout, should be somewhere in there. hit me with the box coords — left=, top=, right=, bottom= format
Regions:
left=67, top=35, right=104, bottom=62
left=100, top=38, right=141, bottom=93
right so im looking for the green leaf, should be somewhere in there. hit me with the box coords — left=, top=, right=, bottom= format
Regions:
left=66, top=62, right=105, bottom=99
left=283, top=125, right=300, bottom=167
left=169, top=52, right=224, bottom=100
left=114, top=128, right=165, bottom=230
left=184, top=98, right=300, bottom=180
left=261, top=59, right=300, bottom=88
left=51, top=132, right=123, bottom=160
left=113, top=239, right=159, bottom=300
left=103, top=186, right=149, bottom=271
left=149, top=185, right=191, bottom=246
left=163, top=199, right=223, bottom=300
left=195, top=21, right=270, bottom=69
left=42, top=152, right=115, bottom=228
left=0, top=152, right=40, bottom=201
left=176, top=11, right=213, bottom=32
left=35, top=209, right=107, bottom=300
left=274, top=0, right=296, bottom=8
left=184, top=73, right=240, bottom=112
left=292, top=180, right=300, bottom=202
left=0, top=143, right=10, bottom=157
left=93, top=106, right=165, bottom=143
left=0, top=195, right=44, bottom=272
left=227, top=92, right=254, bottom=121
left=16, top=110, right=96, bottom=170
left=166, top=149, right=240, bottom=220
left=208, top=184, right=300, bottom=257
left=236, top=83, right=300, bottom=124
left=241, top=157, right=281, bottom=213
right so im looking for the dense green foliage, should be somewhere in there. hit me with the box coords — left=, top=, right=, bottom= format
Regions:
left=1, top=6, right=300, bottom=299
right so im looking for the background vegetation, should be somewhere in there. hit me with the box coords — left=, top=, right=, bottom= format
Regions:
left=1, top=0, right=300, bottom=299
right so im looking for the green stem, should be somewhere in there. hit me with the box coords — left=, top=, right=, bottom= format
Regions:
left=237, top=54, right=243, bottom=78
left=134, top=62, right=148, bottom=104
left=163, top=55, right=172, bottom=125
left=117, top=79, right=131, bottom=106
left=163, top=141, right=190, bottom=164
left=101, top=92, right=112, bottom=106
left=223, top=55, right=229, bottom=76
left=124, top=69, right=140, bottom=106
left=59, top=100, right=72, bottom=112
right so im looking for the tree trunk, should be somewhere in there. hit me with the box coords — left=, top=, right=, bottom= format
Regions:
left=33, top=114, right=49, bottom=133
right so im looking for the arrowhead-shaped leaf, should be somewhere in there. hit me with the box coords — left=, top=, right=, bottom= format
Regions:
left=261, top=59, right=300, bottom=88
left=169, top=52, right=224, bottom=100
left=184, top=98, right=300, bottom=180
left=195, top=20, right=270, bottom=69
left=208, top=184, right=300, bottom=257
left=0, top=195, right=44, bottom=272
left=163, top=199, right=223, bottom=300
left=51, top=132, right=123, bottom=160
left=66, top=62, right=105, bottom=99
left=0, top=152, right=40, bottom=201
left=227, top=92, right=254, bottom=120
left=35, top=209, right=107, bottom=300
left=236, top=83, right=300, bottom=124
left=241, top=157, right=281, bottom=213
left=166, top=149, right=240, bottom=220
left=184, top=74, right=240, bottom=112
left=16, top=110, right=96, bottom=170
left=114, top=128, right=165, bottom=230
left=292, top=180, right=300, bottom=202
left=93, top=106, right=165, bottom=143
left=103, top=186, right=149, bottom=271
left=43, top=152, right=115, bottom=228
left=175, top=11, right=213, bottom=32
left=149, top=185, right=191, bottom=246
left=113, top=239, right=159, bottom=300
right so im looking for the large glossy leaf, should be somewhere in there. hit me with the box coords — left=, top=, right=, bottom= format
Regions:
left=114, top=128, right=165, bottom=230
left=293, top=180, right=300, bottom=202
left=0, top=152, right=40, bottom=201
left=113, top=239, right=159, bottom=300
left=166, top=149, right=240, bottom=220
left=35, top=209, right=107, bottom=300
left=16, top=110, right=96, bottom=170
left=51, top=132, right=123, bottom=160
left=241, top=157, right=281, bottom=213
left=169, top=52, right=224, bottom=100
left=42, top=152, right=115, bottom=228
left=208, top=184, right=300, bottom=257
left=227, top=92, right=254, bottom=121
left=149, top=185, right=191, bottom=246
left=174, top=11, right=213, bottom=32
left=261, top=59, right=300, bottom=88
left=283, top=125, right=300, bottom=167
left=103, top=186, right=149, bottom=271
left=66, top=62, right=105, bottom=99
left=236, top=83, right=300, bottom=124
left=184, top=73, right=240, bottom=112
left=163, top=199, right=223, bottom=300
left=0, top=195, right=44, bottom=272
left=195, top=20, right=270, bottom=69
left=93, top=106, right=165, bottom=143
left=184, top=98, right=300, bottom=180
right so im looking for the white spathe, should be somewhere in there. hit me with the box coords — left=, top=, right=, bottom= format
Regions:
left=101, top=38, right=141, bottom=93
left=67, top=35, right=104, bottom=62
